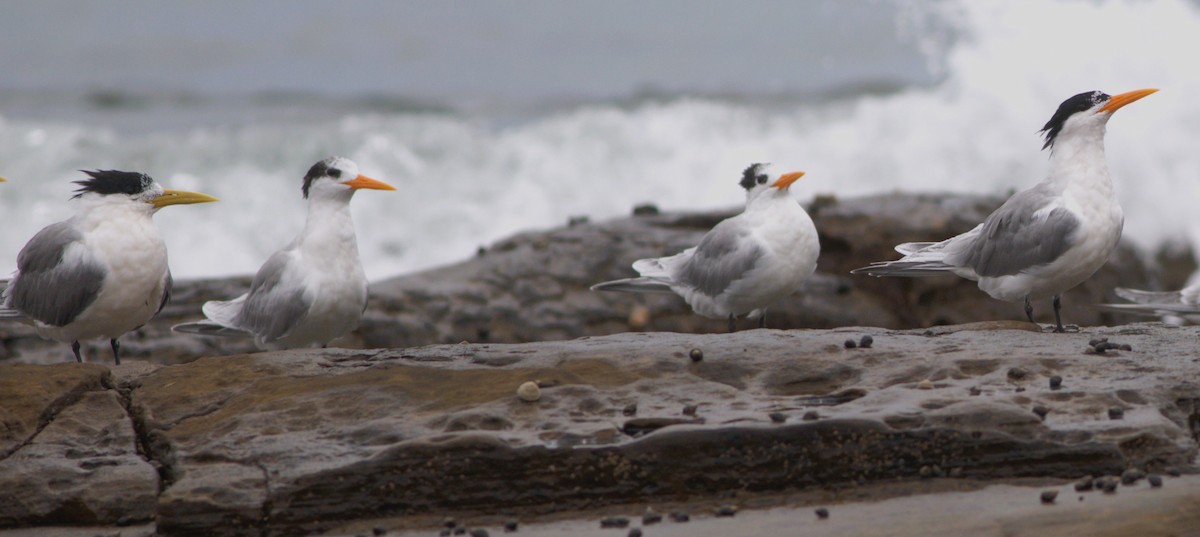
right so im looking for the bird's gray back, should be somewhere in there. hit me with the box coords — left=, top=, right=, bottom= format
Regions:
left=5, top=221, right=106, bottom=326
left=947, top=184, right=1080, bottom=277
left=674, top=220, right=763, bottom=297
left=233, top=249, right=311, bottom=342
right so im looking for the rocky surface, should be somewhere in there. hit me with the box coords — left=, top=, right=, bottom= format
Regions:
left=2, top=322, right=1199, bottom=536
left=0, top=192, right=1173, bottom=366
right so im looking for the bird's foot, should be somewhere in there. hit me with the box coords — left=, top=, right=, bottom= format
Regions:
left=1043, top=324, right=1080, bottom=333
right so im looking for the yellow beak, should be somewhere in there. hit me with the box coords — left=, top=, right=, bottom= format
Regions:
left=343, top=174, right=396, bottom=191
left=771, top=171, right=805, bottom=190
left=1099, top=88, right=1158, bottom=114
left=152, top=189, right=220, bottom=208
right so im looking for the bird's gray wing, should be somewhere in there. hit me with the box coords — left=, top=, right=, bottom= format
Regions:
left=4, top=221, right=106, bottom=326
left=947, top=185, right=1080, bottom=277
left=157, top=269, right=173, bottom=315
left=233, top=249, right=311, bottom=342
left=673, top=219, right=763, bottom=297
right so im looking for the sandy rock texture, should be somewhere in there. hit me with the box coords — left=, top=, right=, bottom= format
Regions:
left=1, top=323, right=1198, bottom=535
left=0, top=192, right=1167, bottom=366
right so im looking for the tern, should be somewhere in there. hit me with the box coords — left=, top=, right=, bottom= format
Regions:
left=0, top=170, right=218, bottom=363
left=592, top=163, right=820, bottom=331
left=852, top=89, right=1158, bottom=332
left=173, top=157, right=395, bottom=349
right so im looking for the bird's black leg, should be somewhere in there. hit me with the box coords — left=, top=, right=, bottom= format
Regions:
left=1052, top=295, right=1065, bottom=333
left=1024, top=296, right=1036, bottom=324
left=71, top=341, right=82, bottom=363
left=728, top=314, right=736, bottom=333
left=111, top=338, right=121, bottom=365
left=758, top=314, right=766, bottom=329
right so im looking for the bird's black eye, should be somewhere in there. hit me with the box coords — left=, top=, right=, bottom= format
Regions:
left=328, top=168, right=342, bottom=179
left=757, top=175, right=768, bottom=184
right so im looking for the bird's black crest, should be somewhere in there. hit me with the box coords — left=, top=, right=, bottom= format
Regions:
left=739, top=163, right=770, bottom=190
left=71, top=170, right=154, bottom=198
left=301, top=160, right=330, bottom=199
left=1039, top=91, right=1108, bottom=150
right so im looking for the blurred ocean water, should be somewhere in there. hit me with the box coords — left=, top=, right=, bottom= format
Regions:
left=0, top=0, right=1196, bottom=280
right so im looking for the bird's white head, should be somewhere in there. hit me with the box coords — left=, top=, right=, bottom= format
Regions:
left=71, top=170, right=218, bottom=212
left=301, top=157, right=396, bottom=200
left=1039, top=89, right=1157, bottom=151
left=739, top=163, right=805, bottom=202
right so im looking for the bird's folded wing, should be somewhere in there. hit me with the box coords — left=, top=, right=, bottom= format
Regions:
left=673, top=221, right=762, bottom=298
left=233, top=250, right=313, bottom=343
left=946, top=186, right=1081, bottom=277
left=4, top=222, right=106, bottom=327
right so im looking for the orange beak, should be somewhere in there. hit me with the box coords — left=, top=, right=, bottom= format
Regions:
left=771, top=171, right=805, bottom=189
left=1099, top=88, right=1158, bottom=114
left=343, top=175, right=396, bottom=191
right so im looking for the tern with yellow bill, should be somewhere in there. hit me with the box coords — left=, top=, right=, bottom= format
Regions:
left=0, top=170, right=218, bottom=363
left=592, top=163, right=820, bottom=331
left=173, top=157, right=395, bottom=349
left=852, top=89, right=1158, bottom=332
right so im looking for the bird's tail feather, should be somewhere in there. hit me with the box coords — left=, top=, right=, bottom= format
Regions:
left=1095, top=287, right=1199, bottom=315
left=172, top=320, right=254, bottom=338
left=851, top=260, right=956, bottom=277
left=1113, top=287, right=1185, bottom=305
left=894, top=242, right=938, bottom=256
left=591, top=277, right=676, bottom=294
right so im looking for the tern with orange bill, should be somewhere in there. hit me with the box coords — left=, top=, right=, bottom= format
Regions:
left=173, top=157, right=395, bottom=349
left=592, top=163, right=820, bottom=331
left=0, top=170, right=218, bottom=363
left=852, top=89, right=1158, bottom=332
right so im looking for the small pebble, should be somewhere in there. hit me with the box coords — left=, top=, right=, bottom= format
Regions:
left=517, top=381, right=541, bottom=402
left=1108, top=407, right=1125, bottom=420
left=1007, top=367, right=1028, bottom=380
left=1167, top=467, right=1182, bottom=477
left=444, top=518, right=459, bottom=529
left=1015, top=386, right=1026, bottom=393
left=1074, top=476, right=1094, bottom=492
left=1102, top=477, right=1119, bottom=493
left=1040, top=490, right=1058, bottom=504
left=373, top=528, right=387, bottom=536
left=802, top=410, right=820, bottom=421
left=859, top=335, right=874, bottom=348
left=969, top=387, right=982, bottom=396
left=1049, top=375, right=1063, bottom=390
left=917, top=379, right=934, bottom=390
left=1118, top=343, right=1133, bottom=351
left=503, top=520, right=518, bottom=532
left=1033, top=405, right=1049, bottom=420
left=642, top=511, right=662, bottom=525
left=815, top=507, right=830, bottom=519
left=439, top=531, right=450, bottom=537
left=454, top=528, right=467, bottom=535
left=600, top=517, right=630, bottom=529
left=469, top=529, right=489, bottom=537
left=623, top=403, right=638, bottom=416
left=682, top=404, right=698, bottom=416
left=1088, top=337, right=1108, bottom=347
left=715, top=505, right=738, bottom=517
left=689, top=348, right=704, bottom=362
left=768, top=412, right=787, bottom=423
left=844, top=339, right=858, bottom=349
left=669, top=511, right=690, bottom=523
left=919, top=465, right=933, bottom=478
left=627, top=529, right=643, bottom=537
left=1120, top=468, right=1144, bottom=485
left=1148, top=474, right=1163, bottom=487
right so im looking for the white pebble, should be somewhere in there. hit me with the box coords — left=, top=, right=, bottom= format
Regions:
left=517, top=381, right=541, bottom=402
left=917, top=379, right=934, bottom=390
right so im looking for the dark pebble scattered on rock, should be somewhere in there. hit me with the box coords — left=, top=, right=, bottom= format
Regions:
left=768, top=412, right=786, bottom=423
left=1040, top=490, right=1058, bottom=504
left=373, top=528, right=387, bottom=536
left=503, top=520, right=518, bottom=532
left=627, top=529, right=643, bottom=537
left=454, top=528, right=467, bottom=535
left=669, top=511, right=690, bottom=523
left=600, top=517, right=630, bottom=529
left=844, top=339, right=857, bottom=349
left=642, top=511, right=662, bottom=525
left=715, top=505, right=738, bottom=517
left=969, top=386, right=982, bottom=396
left=1108, top=407, right=1125, bottom=420
left=440, top=531, right=451, bottom=537
left=1015, top=386, right=1026, bottom=392
left=802, top=410, right=820, bottom=421
left=1088, top=338, right=1107, bottom=347
left=623, top=403, right=638, bottom=416
left=815, top=507, right=830, bottom=519
left=1074, top=476, right=1094, bottom=492
left=1033, top=405, right=1049, bottom=420
left=859, top=335, right=874, bottom=348
left=1119, top=343, right=1133, bottom=351
left=1167, top=467, right=1182, bottom=477
left=682, top=404, right=698, bottom=416
left=469, top=529, right=489, bottom=537
left=1007, top=367, right=1028, bottom=380
left=1120, top=468, right=1144, bottom=485
left=1101, top=477, right=1119, bottom=493
left=444, top=517, right=458, bottom=529
left=1049, top=375, right=1063, bottom=390
left=1149, top=474, right=1163, bottom=487
left=689, top=348, right=704, bottom=362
